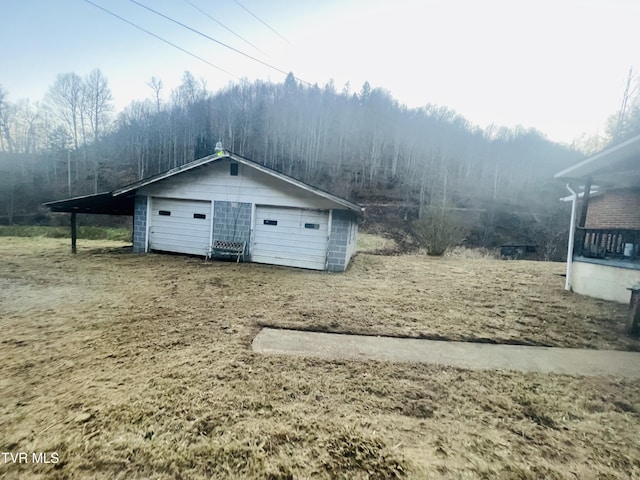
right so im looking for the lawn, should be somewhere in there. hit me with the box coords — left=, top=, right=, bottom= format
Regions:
left=269, top=234, right=638, bottom=351
left=1, top=236, right=639, bottom=479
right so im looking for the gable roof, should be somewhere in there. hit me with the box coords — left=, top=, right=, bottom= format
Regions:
left=45, top=150, right=364, bottom=214
left=554, top=133, right=640, bottom=184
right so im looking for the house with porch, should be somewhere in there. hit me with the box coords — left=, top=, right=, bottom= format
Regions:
left=555, top=133, right=640, bottom=303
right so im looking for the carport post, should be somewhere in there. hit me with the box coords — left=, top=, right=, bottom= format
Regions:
left=71, top=212, right=77, bottom=254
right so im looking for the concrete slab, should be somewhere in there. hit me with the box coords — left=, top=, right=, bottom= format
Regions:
left=253, top=328, right=640, bottom=378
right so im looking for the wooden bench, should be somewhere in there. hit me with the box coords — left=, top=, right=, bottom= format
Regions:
left=210, top=240, right=246, bottom=263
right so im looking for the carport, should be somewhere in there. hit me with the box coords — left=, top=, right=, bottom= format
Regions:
left=43, top=192, right=135, bottom=253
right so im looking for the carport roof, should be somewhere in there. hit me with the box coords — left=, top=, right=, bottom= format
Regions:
left=43, top=192, right=136, bottom=215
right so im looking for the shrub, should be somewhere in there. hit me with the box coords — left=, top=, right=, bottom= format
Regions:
left=410, top=208, right=463, bottom=256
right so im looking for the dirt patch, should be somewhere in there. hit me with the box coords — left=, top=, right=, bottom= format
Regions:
left=1, top=237, right=640, bottom=478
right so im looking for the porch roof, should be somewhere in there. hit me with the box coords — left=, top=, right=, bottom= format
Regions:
left=555, top=134, right=640, bottom=188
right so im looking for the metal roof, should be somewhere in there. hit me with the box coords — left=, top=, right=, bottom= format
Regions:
left=44, top=150, right=364, bottom=215
left=43, top=192, right=135, bottom=215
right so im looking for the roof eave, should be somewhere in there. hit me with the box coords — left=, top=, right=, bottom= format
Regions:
left=112, top=153, right=220, bottom=196
left=554, top=133, right=640, bottom=180
left=227, top=153, right=364, bottom=214
left=43, top=191, right=112, bottom=206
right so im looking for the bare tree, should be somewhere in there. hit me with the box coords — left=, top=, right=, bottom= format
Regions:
left=84, top=68, right=113, bottom=142
left=46, top=73, right=84, bottom=150
left=0, top=86, right=15, bottom=152
left=147, top=76, right=163, bottom=114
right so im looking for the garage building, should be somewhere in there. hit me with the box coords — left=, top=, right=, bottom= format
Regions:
left=45, top=149, right=363, bottom=272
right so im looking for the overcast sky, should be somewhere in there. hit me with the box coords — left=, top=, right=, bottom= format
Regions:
left=2, top=0, right=639, bottom=144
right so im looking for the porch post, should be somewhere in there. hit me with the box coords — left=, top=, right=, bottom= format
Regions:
left=575, top=176, right=592, bottom=256
left=71, top=212, right=77, bottom=254
left=565, top=185, right=578, bottom=291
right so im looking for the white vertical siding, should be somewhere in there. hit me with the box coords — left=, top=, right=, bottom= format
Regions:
left=138, top=159, right=339, bottom=210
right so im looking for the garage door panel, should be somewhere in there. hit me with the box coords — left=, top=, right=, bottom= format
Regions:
left=257, top=206, right=326, bottom=217
left=252, top=241, right=329, bottom=256
left=258, top=215, right=327, bottom=226
left=251, top=248, right=328, bottom=259
left=252, top=206, right=329, bottom=270
left=254, top=207, right=328, bottom=222
left=253, top=236, right=326, bottom=249
left=250, top=254, right=327, bottom=270
left=257, top=212, right=327, bottom=224
left=253, top=230, right=328, bottom=245
left=254, top=226, right=328, bottom=237
left=150, top=198, right=211, bottom=256
left=153, top=209, right=210, bottom=218
left=155, top=207, right=208, bottom=216
left=152, top=220, right=210, bottom=231
left=147, top=231, right=210, bottom=245
left=152, top=223, right=210, bottom=234
left=153, top=212, right=209, bottom=221
left=154, top=207, right=209, bottom=217
left=148, top=239, right=209, bottom=252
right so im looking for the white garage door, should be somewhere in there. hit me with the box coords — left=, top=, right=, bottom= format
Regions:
left=252, top=206, right=329, bottom=270
left=149, top=198, right=211, bottom=256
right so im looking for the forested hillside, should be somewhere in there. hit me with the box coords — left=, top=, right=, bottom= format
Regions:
left=0, top=70, right=599, bottom=258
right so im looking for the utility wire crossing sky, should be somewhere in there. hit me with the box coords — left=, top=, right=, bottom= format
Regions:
left=126, top=0, right=304, bottom=82
left=2, top=0, right=639, bottom=145
left=183, top=0, right=267, bottom=57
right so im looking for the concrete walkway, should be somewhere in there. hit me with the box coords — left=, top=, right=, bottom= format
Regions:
left=253, top=328, right=640, bottom=378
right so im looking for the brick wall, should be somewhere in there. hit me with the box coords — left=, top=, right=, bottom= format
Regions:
left=585, top=189, right=640, bottom=229
left=327, top=210, right=356, bottom=272
left=213, top=201, right=252, bottom=256
left=133, top=195, right=147, bottom=253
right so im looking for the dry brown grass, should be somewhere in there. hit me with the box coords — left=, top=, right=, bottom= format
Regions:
left=1, top=236, right=640, bottom=479
left=445, top=246, right=500, bottom=260
left=356, top=232, right=399, bottom=254
left=267, top=246, right=636, bottom=352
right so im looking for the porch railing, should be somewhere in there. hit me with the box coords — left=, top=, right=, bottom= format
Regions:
left=575, top=228, right=640, bottom=260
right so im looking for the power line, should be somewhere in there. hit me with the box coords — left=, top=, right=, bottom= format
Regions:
left=83, top=0, right=237, bottom=79
left=183, top=0, right=268, bottom=57
left=129, top=0, right=308, bottom=85
left=233, top=0, right=291, bottom=45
